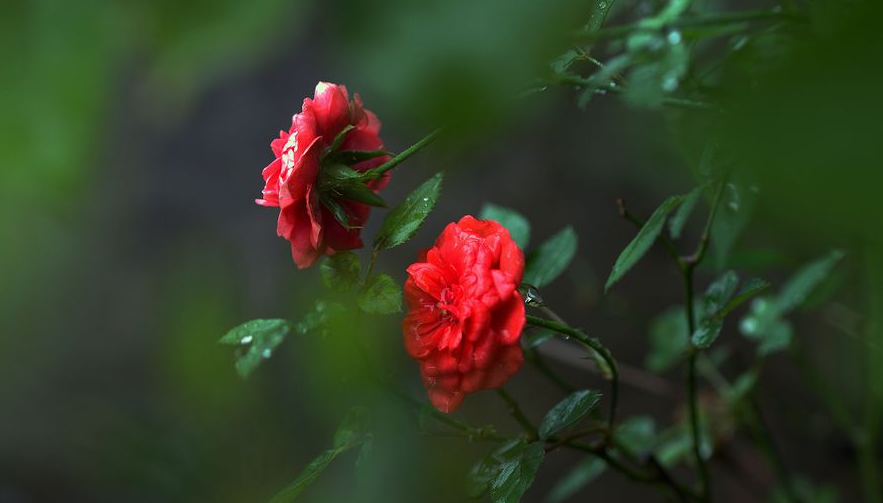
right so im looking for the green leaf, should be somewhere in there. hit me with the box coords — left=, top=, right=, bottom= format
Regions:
left=646, top=306, right=689, bottom=372
left=357, top=274, right=402, bottom=314
left=335, top=180, right=387, bottom=207
left=669, top=185, right=703, bottom=239
left=523, top=226, right=577, bottom=288
left=605, top=195, right=684, bottom=292
left=702, top=270, right=739, bottom=315
left=691, top=317, right=724, bottom=349
left=538, top=390, right=602, bottom=440
left=490, top=441, right=545, bottom=503
left=319, top=252, right=361, bottom=293
left=268, top=407, right=371, bottom=503
left=776, top=250, right=845, bottom=313
left=219, top=319, right=290, bottom=379
left=480, top=203, right=531, bottom=249
left=374, top=172, right=443, bottom=250
left=544, top=456, right=605, bottom=503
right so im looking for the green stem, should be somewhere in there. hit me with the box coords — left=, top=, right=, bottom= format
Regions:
left=496, top=388, right=538, bottom=439
left=367, top=129, right=442, bottom=178
left=683, top=178, right=727, bottom=501
left=525, top=315, right=619, bottom=432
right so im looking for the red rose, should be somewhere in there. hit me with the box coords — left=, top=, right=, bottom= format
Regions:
left=402, top=216, right=526, bottom=413
left=256, top=82, right=391, bottom=268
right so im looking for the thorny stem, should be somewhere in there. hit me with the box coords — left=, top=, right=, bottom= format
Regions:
left=524, top=315, right=619, bottom=433
left=495, top=388, right=538, bottom=439
left=367, top=129, right=442, bottom=178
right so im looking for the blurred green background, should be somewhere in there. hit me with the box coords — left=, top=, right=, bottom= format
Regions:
left=1, top=0, right=881, bottom=501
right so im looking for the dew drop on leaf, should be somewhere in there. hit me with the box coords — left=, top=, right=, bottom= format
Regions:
left=240, top=335, right=253, bottom=345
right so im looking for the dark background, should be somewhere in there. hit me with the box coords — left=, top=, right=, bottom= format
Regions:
left=1, top=0, right=880, bottom=502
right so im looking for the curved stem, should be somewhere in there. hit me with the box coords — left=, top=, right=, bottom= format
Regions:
left=525, top=314, right=619, bottom=432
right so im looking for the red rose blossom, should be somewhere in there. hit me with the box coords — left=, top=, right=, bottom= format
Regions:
left=402, top=216, right=526, bottom=413
left=256, top=82, right=391, bottom=268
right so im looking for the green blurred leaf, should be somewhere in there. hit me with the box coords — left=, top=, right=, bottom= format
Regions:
left=524, top=226, right=578, bottom=288
left=544, top=456, right=605, bottom=503
left=319, top=252, right=362, bottom=293
left=776, top=250, right=845, bottom=312
left=357, top=274, right=401, bottom=314
left=538, top=390, right=602, bottom=440
left=669, top=185, right=703, bottom=239
left=333, top=406, right=371, bottom=448
left=480, top=203, right=531, bottom=249
left=615, top=415, right=657, bottom=458
left=719, top=278, right=770, bottom=317
left=691, top=317, right=724, bottom=349
left=490, top=441, right=545, bottom=503
left=703, top=270, right=739, bottom=315
left=374, top=172, right=443, bottom=250
left=218, top=319, right=289, bottom=379
left=605, top=195, right=684, bottom=292
left=268, top=407, right=371, bottom=503
left=646, top=306, right=689, bottom=372
left=294, top=300, right=346, bottom=335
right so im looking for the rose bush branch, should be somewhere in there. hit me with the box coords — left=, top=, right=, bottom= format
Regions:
left=524, top=314, right=619, bottom=433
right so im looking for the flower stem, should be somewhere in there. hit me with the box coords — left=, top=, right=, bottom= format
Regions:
left=367, top=128, right=443, bottom=178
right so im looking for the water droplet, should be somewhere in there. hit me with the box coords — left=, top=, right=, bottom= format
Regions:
left=609, top=81, right=618, bottom=88
left=262, top=348, right=273, bottom=359
left=598, top=1, right=607, bottom=8
left=666, top=30, right=682, bottom=45
left=422, top=197, right=429, bottom=202
left=523, top=287, right=545, bottom=307
left=240, top=335, right=253, bottom=345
